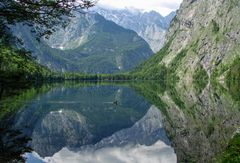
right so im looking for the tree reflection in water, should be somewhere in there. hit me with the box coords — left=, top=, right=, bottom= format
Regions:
left=0, top=123, right=32, bottom=163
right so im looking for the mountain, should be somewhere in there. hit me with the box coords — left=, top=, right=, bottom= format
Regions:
left=95, top=7, right=176, bottom=52
left=13, top=13, right=153, bottom=74
left=12, top=85, right=150, bottom=157
left=134, top=0, right=240, bottom=84
left=38, top=106, right=176, bottom=163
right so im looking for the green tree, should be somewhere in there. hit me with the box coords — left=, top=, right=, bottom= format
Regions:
left=0, top=0, right=95, bottom=39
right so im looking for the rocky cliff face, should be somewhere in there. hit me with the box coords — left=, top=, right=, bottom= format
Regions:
left=166, top=0, right=240, bottom=82
left=135, top=0, right=240, bottom=83
left=96, top=8, right=176, bottom=52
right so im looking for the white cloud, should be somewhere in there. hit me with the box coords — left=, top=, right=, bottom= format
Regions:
left=97, top=0, right=183, bottom=16
left=42, top=141, right=177, bottom=163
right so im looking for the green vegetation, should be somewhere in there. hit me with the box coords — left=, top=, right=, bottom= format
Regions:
left=193, top=64, right=209, bottom=94
left=0, top=83, right=51, bottom=118
left=226, top=58, right=240, bottom=102
left=167, top=48, right=188, bottom=82
left=167, top=85, right=185, bottom=109
left=226, top=58, right=240, bottom=82
left=131, top=32, right=189, bottom=82
left=228, top=0, right=239, bottom=13
left=212, top=20, right=220, bottom=34
left=212, top=63, right=229, bottom=80
left=0, top=43, right=137, bottom=82
left=211, top=19, right=224, bottom=42
left=57, top=72, right=136, bottom=81
left=131, top=36, right=174, bottom=80
left=130, top=81, right=171, bottom=121
left=0, top=44, right=51, bottom=82
left=0, top=0, right=94, bottom=39
left=217, top=133, right=240, bottom=163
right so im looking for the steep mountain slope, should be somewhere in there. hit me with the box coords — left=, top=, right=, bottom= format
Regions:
left=14, top=13, right=153, bottom=74
left=134, top=0, right=240, bottom=84
left=96, top=7, right=176, bottom=52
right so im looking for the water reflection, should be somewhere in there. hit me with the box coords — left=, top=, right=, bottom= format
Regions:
left=0, top=125, right=32, bottom=162
left=0, top=83, right=175, bottom=162
left=25, top=106, right=176, bottom=163
left=132, top=81, right=240, bottom=162
left=0, top=81, right=239, bottom=163
left=38, top=141, right=175, bottom=163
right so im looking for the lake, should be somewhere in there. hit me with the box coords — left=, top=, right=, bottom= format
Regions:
left=0, top=81, right=239, bottom=163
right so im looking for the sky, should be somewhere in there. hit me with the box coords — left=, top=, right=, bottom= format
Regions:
left=97, top=0, right=183, bottom=16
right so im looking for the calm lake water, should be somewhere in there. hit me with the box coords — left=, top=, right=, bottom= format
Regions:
left=0, top=81, right=239, bottom=163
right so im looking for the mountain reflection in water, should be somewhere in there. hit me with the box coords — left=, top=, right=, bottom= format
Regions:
left=25, top=106, right=176, bottom=163
left=0, top=81, right=239, bottom=163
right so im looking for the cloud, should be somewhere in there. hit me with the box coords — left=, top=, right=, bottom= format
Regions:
left=159, top=2, right=182, bottom=10
left=41, top=141, right=177, bottom=163
left=97, top=0, right=183, bottom=16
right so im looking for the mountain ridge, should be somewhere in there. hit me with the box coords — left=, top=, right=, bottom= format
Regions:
left=13, top=13, right=153, bottom=74
left=95, top=7, right=176, bottom=52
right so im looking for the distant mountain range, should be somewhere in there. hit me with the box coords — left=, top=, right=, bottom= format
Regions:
left=14, top=13, right=153, bottom=73
left=12, top=7, right=175, bottom=74
left=95, top=7, right=176, bottom=52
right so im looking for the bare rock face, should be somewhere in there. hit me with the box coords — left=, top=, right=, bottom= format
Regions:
left=164, top=0, right=240, bottom=81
